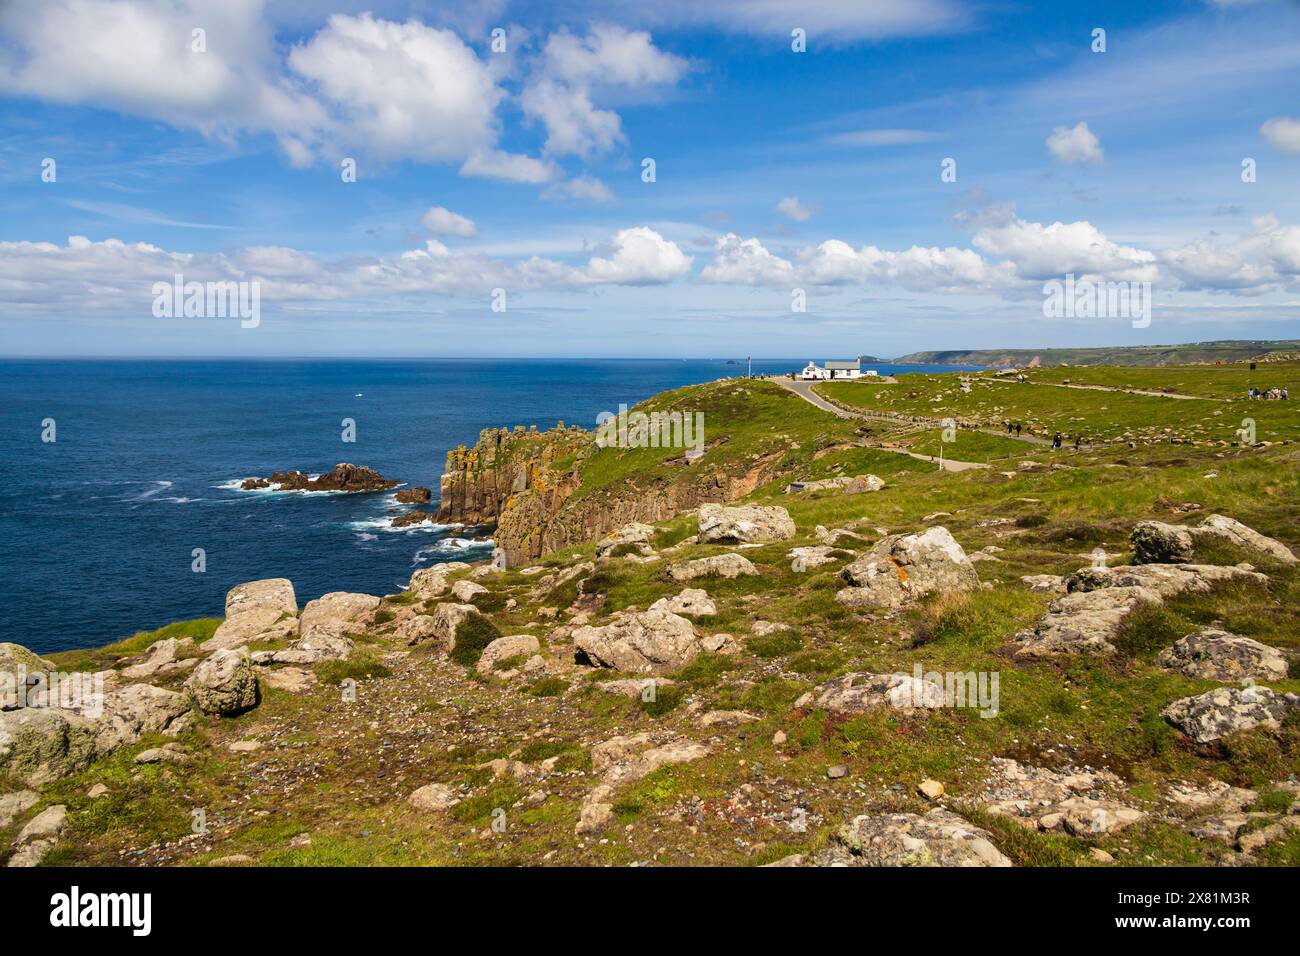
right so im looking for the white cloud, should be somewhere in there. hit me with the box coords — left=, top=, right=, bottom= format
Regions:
left=577, top=227, right=693, bottom=284
left=776, top=197, right=813, bottom=221
left=1045, top=121, right=1104, bottom=165
left=1261, top=116, right=1300, bottom=153
left=1161, top=215, right=1300, bottom=292
left=421, top=206, right=478, bottom=238
left=459, top=149, right=558, bottom=184
left=542, top=175, right=615, bottom=202
left=973, top=217, right=1156, bottom=282
left=0, top=227, right=694, bottom=313
left=522, top=25, right=687, bottom=157
left=700, top=234, right=797, bottom=285
left=600, top=0, right=970, bottom=41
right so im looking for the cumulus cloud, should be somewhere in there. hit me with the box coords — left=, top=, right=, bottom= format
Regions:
left=521, top=25, right=687, bottom=157
left=973, top=217, right=1156, bottom=282
left=1261, top=116, right=1300, bottom=153
left=776, top=197, right=813, bottom=221
left=577, top=227, right=693, bottom=284
left=700, top=234, right=797, bottom=285
left=1161, top=215, right=1300, bottom=292
left=1046, top=121, right=1104, bottom=165
left=421, top=207, right=478, bottom=238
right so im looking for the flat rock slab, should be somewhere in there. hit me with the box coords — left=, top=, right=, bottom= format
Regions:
left=664, top=553, right=758, bottom=581
left=1157, top=628, right=1288, bottom=682
left=698, top=504, right=795, bottom=544
left=1162, top=686, right=1299, bottom=743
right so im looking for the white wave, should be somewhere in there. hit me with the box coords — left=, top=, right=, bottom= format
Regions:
left=215, top=477, right=350, bottom=497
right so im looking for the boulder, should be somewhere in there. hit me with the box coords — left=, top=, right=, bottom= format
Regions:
left=800, top=672, right=949, bottom=715
left=475, top=635, right=541, bottom=675
left=406, top=564, right=470, bottom=599
left=1020, top=574, right=1067, bottom=594
left=813, top=809, right=1012, bottom=867
left=0, top=790, right=38, bottom=827
left=451, top=580, right=488, bottom=603
left=785, top=474, right=884, bottom=495
left=409, top=783, right=460, bottom=812
left=1162, top=686, right=1299, bottom=743
left=664, top=553, right=759, bottom=582
left=595, top=677, right=676, bottom=699
left=789, top=546, right=842, bottom=572
left=1196, top=514, right=1297, bottom=564
left=697, top=504, right=795, bottom=544
left=202, top=578, right=298, bottom=651
left=595, top=523, right=656, bottom=558
left=1131, top=521, right=1195, bottom=564
left=6, top=804, right=67, bottom=868
left=648, top=588, right=717, bottom=618
left=836, top=527, right=979, bottom=609
left=0, top=643, right=52, bottom=683
left=121, top=638, right=196, bottom=680
left=300, top=592, right=380, bottom=642
left=1013, top=586, right=1160, bottom=659
left=1157, top=629, right=1288, bottom=682
left=423, top=603, right=482, bottom=652
left=573, top=610, right=701, bottom=674
left=185, top=649, right=259, bottom=716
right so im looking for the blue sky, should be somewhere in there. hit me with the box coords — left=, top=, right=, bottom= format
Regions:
left=1, top=0, right=1299, bottom=357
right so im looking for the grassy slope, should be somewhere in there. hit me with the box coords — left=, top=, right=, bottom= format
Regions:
left=894, top=340, right=1300, bottom=367
left=14, top=369, right=1300, bottom=869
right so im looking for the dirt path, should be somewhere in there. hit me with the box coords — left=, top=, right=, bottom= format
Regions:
left=1029, top=380, right=1227, bottom=401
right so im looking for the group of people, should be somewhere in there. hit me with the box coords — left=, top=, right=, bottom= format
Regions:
left=1247, top=387, right=1289, bottom=400
left=1002, top=420, right=1022, bottom=436
left=1003, top=420, right=1083, bottom=450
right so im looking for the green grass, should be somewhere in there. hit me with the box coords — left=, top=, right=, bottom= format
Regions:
left=449, top=615, right=503, bottom=667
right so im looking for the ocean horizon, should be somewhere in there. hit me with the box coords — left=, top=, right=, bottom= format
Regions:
left=2, top=357, right=981, bottom=653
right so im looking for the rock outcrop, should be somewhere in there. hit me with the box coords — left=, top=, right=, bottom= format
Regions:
left=241, top=463, right=398, bottom=493
left=785, top=474, right=883, bottom=495
left=664, top=553, right=758, bottom=581
left=395, top=486, right=432, bottom=504
left=836, top=527, right=979, bottom=609
left=1132, top=514, right=1297, bottom=565
left=697, top=504, right=796, bottom=544
left=648, top=588, right=717, bottom=618
left=797, top=672, right=949, bottom=715
left=1157, top=629, right=1288, bottom=682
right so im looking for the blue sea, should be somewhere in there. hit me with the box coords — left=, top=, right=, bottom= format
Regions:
left=0, top=359, right=976, bottom=653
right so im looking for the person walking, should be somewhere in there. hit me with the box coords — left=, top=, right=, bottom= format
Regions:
left=1052, top=431, right=1062, bottom=450
left=1014, top=422, right=1022, bottom=437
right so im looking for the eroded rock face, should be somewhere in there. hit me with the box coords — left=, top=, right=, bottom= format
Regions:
left=203, top=578, right=298, bottom=651
left=664, top=553, right=758, bottom=582
left=1157, top=629, right=1288, bottom=682
left=800, top=672, right=949, bottom=715
left=813, top=809, right=1012, bottom=867
left=186, top=649, right=259, bottom=716
left=648, top=588, right=717, bottom=618
left=697, top=504, right=796, bottom=544
left=836, top=527, right=979, bottom=609
left=573, top=609, right=700, bottom=673
left=241, top=463, right=398, bottom=493
left=595, top=523, right=656, bottom=558
left=1162, top=686, right=1299, bottom=743
left=475, top=635, right=541, bottom=675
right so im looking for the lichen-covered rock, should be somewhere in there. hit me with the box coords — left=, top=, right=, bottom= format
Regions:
left=789, top=545, right=842, bottom=572
left=1132, top=515, right=1297, bottom=566
left=648, top=588, right=717, bottom=618
left=1157, top=629, right=1288, bottom=682
left=185, top=649, right=258, bottom=716
left=664, top=553, right=758, bottom=582
left=785, top=474, right=884, bottom=495
left=406, top=563, right=471, bottom=599
left=423, top=603, right=482, bottom=652
left=697, top=504, right=796, bottom=544
left=409, top=783, right=460, bottom=812
left=1196, top=514, right=1297, bottom=564
left=813, top=809, right=1012, bottom=867
left=1014, top=586, right=1160, bottom=659
left=475, top=634, right=541, bottom=675
left=1162, top=686, right=1299, bottom=743
left=202, top=578, right=298, bottom=651
left=0, top=643, right=53, bottom=688
left=6, top=804, right=67, bottom=867
left=836, top=527, right=979, bottom=609
left=801, top=672, right=950, bottom=715
left=451, top=580, right=488, bottom=602
left=573, top=609, right=700, bottom=673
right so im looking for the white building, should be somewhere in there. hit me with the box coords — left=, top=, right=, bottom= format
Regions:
left=800, top=359, right=862, bottom=380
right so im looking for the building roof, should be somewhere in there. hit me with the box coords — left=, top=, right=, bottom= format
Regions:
left=825, top=360, right=861, bottom=370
